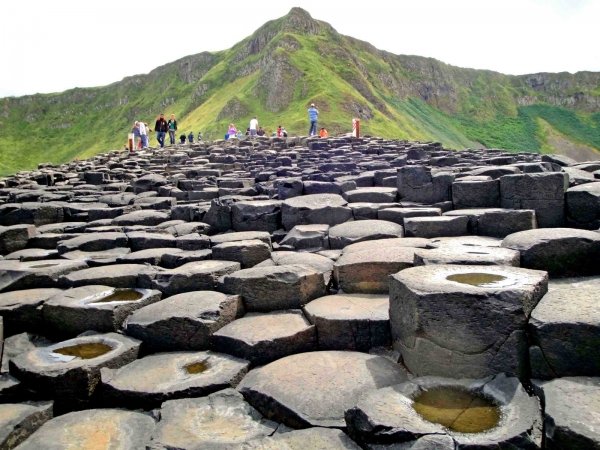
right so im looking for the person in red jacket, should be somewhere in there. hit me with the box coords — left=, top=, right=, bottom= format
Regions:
left=319, top=127, right=328, bottom=138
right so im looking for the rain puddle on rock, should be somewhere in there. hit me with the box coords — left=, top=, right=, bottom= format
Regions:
left=53, top=343, right=113, bottom=359
left=446, top=272, right=506, bottom=287
left=413, top=386, right=500, bottom=433
left=185, top=361, right=210, bottom=374
left=90, top=289, right=144, bottom=303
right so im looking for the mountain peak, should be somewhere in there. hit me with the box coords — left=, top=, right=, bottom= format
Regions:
left=280, top=7, right=324, bottom=35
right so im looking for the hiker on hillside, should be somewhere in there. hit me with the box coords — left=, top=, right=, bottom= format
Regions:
left=188, top=131, right=194, bottom=144
left=319, top=127, right=328, bottom=138
left=167, top=114, right=178, bottom=145
left=154, top=113, right=169, bottom=148
left=179, top=134, right=186, bottom=144
left=307, top=103, right=319, bottom=136
left=249, top=116, right=258, bottom=137
left=276, top=125, right=283, bottom=137
left=257, top=127, right=265, bottom=136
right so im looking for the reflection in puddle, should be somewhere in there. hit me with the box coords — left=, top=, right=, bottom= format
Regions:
left=446, top=273, right=506, bottom=287
left=53, top=343, right=113, bottom=359
left=413, top=386, right=500, bottom=433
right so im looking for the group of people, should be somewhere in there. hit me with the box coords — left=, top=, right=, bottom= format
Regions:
left=226, top=103, right=326, bottom=141
left=130, top=113, right=202, bottom=151
left=130, top=102, right=328, bottom=151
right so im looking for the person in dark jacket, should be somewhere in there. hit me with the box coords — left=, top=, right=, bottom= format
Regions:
left=154, top=113, right=169, bottom=148
left=179, top=134, right=186, bottom=144
left=188, top=131, right=194, bottom=144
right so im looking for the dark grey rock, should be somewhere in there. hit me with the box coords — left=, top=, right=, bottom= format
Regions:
left=125, top=291, right=242, bottom=351
left=100, top=351, right=249, bottom=409
left=150, top=389, right=277, bottom=449
left=0, top=401, right=53, bottom=450
left=534, top=377, right=600, bottom=450
left=43, top=286, right=162, bottom=337
left=238, top=351, right=408, bottom=428
left=212, top=310, right=316, bottom=365
left=501, top=228, right=600, bottom=276
left=219, top=264, right=326, bottom=312
left=390, top=264, right=548, bottom=378
left=15, top=408, right=155, bottom=450
left=529, top=277, right=600, bottom=378
left=304, top=294, right=390, bottom=351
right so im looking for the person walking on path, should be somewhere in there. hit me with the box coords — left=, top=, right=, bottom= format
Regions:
left=167, top=114, right=178, bottom=145
left=249, top=116, right=258, bottom=137
left=307, top=103, right=319, bottom=136
left=154, top=113, right=169, bottom=148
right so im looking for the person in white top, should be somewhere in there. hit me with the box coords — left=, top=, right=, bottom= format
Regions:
left=249, top=117, right=259, bottom=137
left=138, top=121, right=148, bottom=149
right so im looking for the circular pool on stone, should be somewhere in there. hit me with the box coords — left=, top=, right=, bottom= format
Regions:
left=9, top=332, right=141, bottom=403
left=43, top=285, right=162, bottom=337
left=389, top=264, right=548, bottom=378
left=100, top=351, right=250, bottom=409
left=345, top=374, right=542, bottom=448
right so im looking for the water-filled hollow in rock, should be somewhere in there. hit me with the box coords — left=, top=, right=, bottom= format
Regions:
left=446, top=272, right=507, bottom=287
left=90, top=289, right=144, bottom=303
left=53, top=342, right=113, bottom=359
left=185, top=360, right=210, bottom=374
left=412, top=386, right=500, bottom=433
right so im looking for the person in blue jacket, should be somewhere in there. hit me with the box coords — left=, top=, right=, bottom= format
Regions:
left=307, top=103, right=319, bottom=136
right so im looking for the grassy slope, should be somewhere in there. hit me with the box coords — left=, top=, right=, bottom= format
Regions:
left=1, top=11, right=599, bottom=176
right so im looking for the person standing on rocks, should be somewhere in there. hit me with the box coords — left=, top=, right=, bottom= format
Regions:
left=132, top=121, right=141, bottom=150
left=138, top=121, right=149, bottom=149
left=154, top=113, right=169, bottom=148
left=249, top=116, right=258, bottom=137
left=307, top=103, right=319, bottom=136
left=167, top=114, right=178, bottom=145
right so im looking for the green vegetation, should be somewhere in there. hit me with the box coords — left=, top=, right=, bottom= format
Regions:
left=1, top=7, right=599, bottom=176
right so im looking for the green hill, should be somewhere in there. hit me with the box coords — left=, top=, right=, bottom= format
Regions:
left=1, top=7, right=599, bottom=176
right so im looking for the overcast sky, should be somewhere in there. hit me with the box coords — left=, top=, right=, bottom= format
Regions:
left=2, top=0, right=599, bottom=98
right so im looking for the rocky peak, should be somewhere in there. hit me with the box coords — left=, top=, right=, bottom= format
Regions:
left=280, top=7, right=325, bottom=35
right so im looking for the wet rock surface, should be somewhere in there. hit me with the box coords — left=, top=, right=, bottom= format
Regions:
left=0, top=137, right=598, bottom=447
left=346, top=373, right=542, bottom=449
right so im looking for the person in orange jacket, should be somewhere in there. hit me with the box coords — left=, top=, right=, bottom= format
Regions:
left=319, top=127, right=328, bottom=138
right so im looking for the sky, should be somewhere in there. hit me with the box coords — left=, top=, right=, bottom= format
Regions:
left=2, top=0, right=599, bottom=98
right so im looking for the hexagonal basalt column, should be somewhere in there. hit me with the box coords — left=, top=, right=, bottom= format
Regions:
left=15, top=409, right=155, bottom=450
left=534, top=377, right=600, bottom=450
left=345, top=374, right=542, bottom=449
left=303, top=294, right=390, bottom=351
left=43, top=285, right=162, bottom=337
left=389, top=265, right=548, bottom=378
left=238, top=351, right=408, bottom=428
left=529, top=277, right=600, bottom=378
left=151, top=389, right=277, bottom=449
left=9, top=332, right=140, bottom=408
left=100, top=351, right=249, bottom=409
left=281, top=194, right=352, bottom=231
